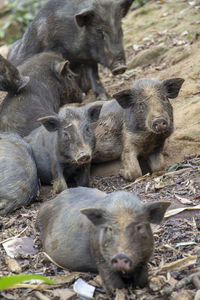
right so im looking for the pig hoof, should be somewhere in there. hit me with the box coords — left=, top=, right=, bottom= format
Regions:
left=119, top=169, right=142, bottom=181
left=52, top=180, right=68, bottom=195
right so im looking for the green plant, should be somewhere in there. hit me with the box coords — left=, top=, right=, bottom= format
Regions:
left=0, top=274, right=55, bottom=291
left=0, top=0, right=47, bottom=42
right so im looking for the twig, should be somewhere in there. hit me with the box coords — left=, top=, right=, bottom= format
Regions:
left=0, top=226, right=28, bottom=245
left=162, top=271, right=200, bottom=296
left=122, top=173, right=150, bottom=189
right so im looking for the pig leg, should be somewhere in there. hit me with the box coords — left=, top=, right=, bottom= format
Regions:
left=86, top=64, right=108, bottom=100
left=51, top=162, right=68, bottom=195
left=120, top=144, right=142, bottom=181
left=97, top=263, right=126, bottom=295
left=132, top=263, right=148, bottom=288
left=148, top=151, right=165, bottom=173
left=74, top=164, right=90, bottom=187
left=0, top=199, right=11, bottom=216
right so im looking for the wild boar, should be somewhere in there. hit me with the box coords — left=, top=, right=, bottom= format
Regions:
left=93, top=77, right=184, bottom=180
left=37, top=187, right=170, bottom=294
left=0, top=132, right=38, bottom=216
left=0, top=54, right=29, bottom=93
left=25, top=103, right=102, bottom=194
left=0, top=52, right=82, bottom=137
left=8, top=0, right=135, bottom=99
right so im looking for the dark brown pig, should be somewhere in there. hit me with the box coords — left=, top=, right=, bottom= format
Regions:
left=93, top=78, right=184, bottom=180
left=37, top=187, right=170, bottom=294
left=0, top=132, right=38, bottom=216
left=8, top=0, right=135, bottom=99
left=0, top=52, right=82, bottom=137
left=26, top=103, right=102, bottom=194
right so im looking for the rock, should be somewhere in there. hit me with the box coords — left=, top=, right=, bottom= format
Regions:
left=127, top=46, right=168, bottom=69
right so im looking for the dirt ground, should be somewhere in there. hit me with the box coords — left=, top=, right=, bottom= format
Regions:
left=0, top=0, right=200, bottom=299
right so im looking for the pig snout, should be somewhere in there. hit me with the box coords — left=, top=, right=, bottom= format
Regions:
left=112, top=64, right=127, bottom=76
left=111, top=253, right=132, bottom=272
left=76, top=152, right=91, bottom=165
left=152, top=117, right=169, bottom=133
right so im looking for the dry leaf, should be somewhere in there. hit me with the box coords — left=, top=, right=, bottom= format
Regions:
left=115, top=289, right=127, bottom=300
left=149, top=275, right=166, bottom=291
left=51, top=288, right=76, bottom=300
left=165, top=204, right=200, bottom=218
left=174, top=194, right=192, bottom=205
left=3, top=237, right=37, bottom=258
left=150, top=255, right=197, bottom=275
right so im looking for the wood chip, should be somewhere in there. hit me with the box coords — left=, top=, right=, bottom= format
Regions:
left=174, top=194, right=192, bottom=205
left=35, top=291, right=51, bottom=300
left=5, top=257, right=22, bottom=274
left=115, top=289, right=127, bottom=300
left=51, top=288, right=76, bottom=300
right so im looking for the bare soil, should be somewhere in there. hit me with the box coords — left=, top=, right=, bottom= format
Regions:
left=0, top=0, right=200, bottom=299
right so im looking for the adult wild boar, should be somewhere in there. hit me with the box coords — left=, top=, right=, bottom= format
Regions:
left=0, top=52, right=82, bottom=137
left=37, top=187, right=170, bottom=294
left=93, top=77, right=184, bottom=180
left=26, top=103, right=102, bottom=194
left=0, top=132, right=38, bottom=216
left=0, top=54, right=29, bottom=93
left=8, top=0, right=135, bottom=99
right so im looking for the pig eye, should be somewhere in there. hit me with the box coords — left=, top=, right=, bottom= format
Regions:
left=138, top=103, right=145, bottom=110
left=96, top=28, right=104, bottom=40
left=136, top=224, right=144, bottom=232
left=63, top=131, right=70, bottom=140
left=162, top=96, right=168, bottom=102
left=105, top=227, right=113, bottom=234
left=85, top=125, right=91, bottom=134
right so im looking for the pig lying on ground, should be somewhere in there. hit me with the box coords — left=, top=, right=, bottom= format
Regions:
left=8, top=0, right=134, bottom=100
left=25, top=103, right=102, bottom=194
left=0, top=132, right=38, bottom=216
left=93, top=77, right=184, bottom=180
left=37, top=187, right=170, bottom=294
left=0, top=52, right=82, bottom=137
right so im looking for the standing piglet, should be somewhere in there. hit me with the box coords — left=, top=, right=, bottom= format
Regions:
left=93, top=78, right=184, bottom=180
left=26, top=103, right=102, bottom=194
left=37, top=187, right=170, bottom=295
left=0, top=132, right=38, bottom=216
left=8, top=0, right=135, bottom=99
left=0, top=52, right=82, bottom=137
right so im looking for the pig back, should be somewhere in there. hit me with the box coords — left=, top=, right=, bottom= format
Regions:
left=92, top=100, right=124, bottom=162
left=37, top=187, right=106, bottom=272
left=0, top=133, right=38, bottom=216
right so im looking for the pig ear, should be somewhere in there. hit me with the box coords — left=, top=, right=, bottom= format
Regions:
left=75, top=9, right=94, bottom=27
left=80, top=208, right=107, bottom=225
left=119, top=0, right=134, bottom=17
left=17, top=76, right=30, bottom=92
left=87, top=104, right=103, bottom=122
left=112, top=89, right=134, bottom=109
left=163, top=78, right=184, bottom=99
left=37, top=115, right=61, bottom=132
left=53, top=60, right=70, bottom=78
left=145, top=202, right=171, bottom=224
